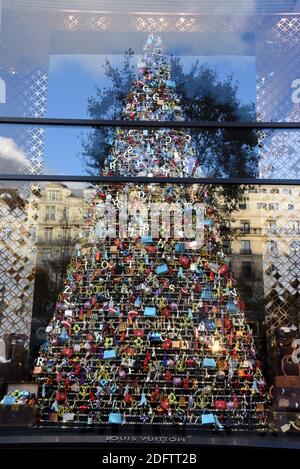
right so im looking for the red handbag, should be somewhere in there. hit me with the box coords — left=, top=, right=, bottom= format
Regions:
left=147, top=245, right=157, bottom=254
left=185, top=358, right=195, bottom=367
left=162, top=338, right=172, bottom=350
left=218, top=265, right=228, bottom=276
left=56, top=391, right=67, bottom=402
left=62, top=347, right=73, bottom=358
left=214, top=399, right=226, bottom=410
left=161, top=307, right=171, bottom=319
left=182, top=378, right=190, bottom=389
left=160, top=397, right=170, bottom=411
left=134, top=329, right=144, bottom=337
left=95, top=251, right=101, bottom=261
left=165, top=370, right=172, bottom=382
left=124, top=393, right=133, bottom=404
left=178, top=255, right=191, bottom=269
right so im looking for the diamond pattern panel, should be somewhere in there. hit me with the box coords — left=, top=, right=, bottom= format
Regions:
left=0, top=184, right=39, bottom=348
left=257, top=18, right=300, bottom=340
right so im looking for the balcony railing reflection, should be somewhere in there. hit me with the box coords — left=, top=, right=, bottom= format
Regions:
left=240, top=249, right=252, bottom=255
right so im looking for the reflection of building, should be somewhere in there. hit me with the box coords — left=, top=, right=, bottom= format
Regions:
left=35, top=183, right=90, bottom=275
left=221, top=188, right=265, bottom=341
left=223, top=185, right=300, bottom=358
left=30, top=183, right=91, bottom=360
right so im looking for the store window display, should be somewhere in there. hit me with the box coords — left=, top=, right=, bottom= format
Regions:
left=32, top=35, right=267, bottom=431
left=0, top=1, right=300, bottom=450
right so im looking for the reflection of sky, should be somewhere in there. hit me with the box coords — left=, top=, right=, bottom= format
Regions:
left=45, top=52, right=255, bottom=174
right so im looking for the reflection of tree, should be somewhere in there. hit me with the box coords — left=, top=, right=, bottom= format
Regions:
left=30, top=257, right=71, bottom=366
left=81, top=49, right=136, bottom=175
left=170, top=58, right=257, bottom=178
left=81, top=51, right=257, bottom=187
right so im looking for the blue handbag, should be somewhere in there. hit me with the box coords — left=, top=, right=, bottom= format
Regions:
left=58, top=330, right=69, bottom=343
left=141, top=236, right=153, bottom=243
left=108, top=412, right=122, bottom=424
left=166, top=79, right=176, bottom=88
left=202, top=357, right=217, bottom=368
left=203, top=219, right=213, bottom=226
left=148, top=332, right=162, bottom=342
left=201, top=412, right=216, bottom=425
left=201, top=289, right=213, bottom=300
left=103, top=349, right=117, bottom=360
left=175, top=242, right=185, bottom=253
left=205, top=319, right=216, bottom=332
left=226, top=300, right=238, bottom=314
left=134, top=296, right=142, bottom=307
left=1, top=395, right=16, bottom=405
left=156, top=264, right=168, bottom=275
left=144, top=307, right=156, bottom=317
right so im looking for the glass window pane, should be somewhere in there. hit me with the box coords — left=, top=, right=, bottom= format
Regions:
left=1, top=124, right=300, bottom=179
left=0, top=179, right=299, bottom=438
left=0, top=2, right=299, bottom=121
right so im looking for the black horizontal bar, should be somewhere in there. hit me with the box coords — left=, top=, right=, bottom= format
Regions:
left=1, top=116, right=300, bottom=129
left=1, top=174, right=300, bottom=185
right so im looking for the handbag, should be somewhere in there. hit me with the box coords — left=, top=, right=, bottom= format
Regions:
left=103, top=349, right=117, bottom=359
left=134, top=296, right=142, bottom=307
left=58, top=330, right=69, bottom=343
left=50, top=412, right=58, bottom=422
left=256, top=402, right=265, bottom=412
left=147, top=245, right=157, bottom=254
left=33, top=366, right=42, bottom=374
left=56, top=391, right=67, bottom=402
left=134, top=329, right=144, bottom=338
left=185, top=358, right=195, bottom=367
left=1, top=395, right=16, bottom=405
left=71, top=383, right=80, bottom=392
left=108, top=412, right=122, bottom=424
left=203, top=219, right=213, bottom=226
left=141, top=236, right=153, bottom=244
left=144, top=306, right=156, bottom=317
left=201, top=411, right=216, bottom=425
left=202, top=357, right=217, bottom=368
left=214, top=399, right=226, bottom=410
left=62, top=413, right=75, bottom=422
left=175, top=242, right=185, bottom=253
left=201, top=289, right=213, bottom=301
left=226, top=300, right=238, bottom=314
left=63, top=347, right=74, bottom=358
left=148, top=332, right=161, bottom=341
left=173, top=377, right=182, bottom=386
left=178, top=255, right=190, bottom=269
left=166, top=79, right=176, bottom=88
left=178, top=395, right=186, bottom=407
left=156, top=264, right=168, bottom=275
left=205, top=319, right=216, bottom=332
